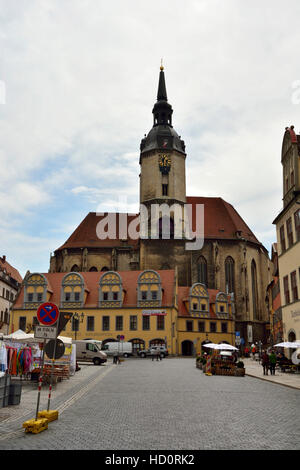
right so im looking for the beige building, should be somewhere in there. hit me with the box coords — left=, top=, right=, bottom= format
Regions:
left=273, top=126, right=300, bottom=344
left=0, top=255, right=22, bottom=334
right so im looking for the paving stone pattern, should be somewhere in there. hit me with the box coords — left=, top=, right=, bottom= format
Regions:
left=0, top=358, right=299, bottom=450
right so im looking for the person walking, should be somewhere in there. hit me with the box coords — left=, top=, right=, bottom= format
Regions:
left=269, top=350, right=277, bottom=375
left=261, top=350, right=269, bottom=375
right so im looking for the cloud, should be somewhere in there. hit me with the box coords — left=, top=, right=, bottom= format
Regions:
left=1, top=0, right=300, bottom=273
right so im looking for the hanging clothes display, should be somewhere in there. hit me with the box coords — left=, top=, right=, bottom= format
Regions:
left=0, top=343, right=8, bottom=372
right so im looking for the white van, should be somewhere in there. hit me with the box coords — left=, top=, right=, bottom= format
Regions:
left=102, top=342, right=133, bottom=358
left=74, top=340, right=107, bottom=365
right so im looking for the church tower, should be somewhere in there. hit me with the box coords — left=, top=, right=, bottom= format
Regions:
left=139, top=65, right=187, bottom=213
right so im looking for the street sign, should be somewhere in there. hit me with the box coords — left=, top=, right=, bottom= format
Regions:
left=37, top=303, right=60, bottom=326
left=56, top=311, right=73, bottom=336
left=34, top=325, right=57, bottom=340
left=45, top=339, right=65, bottom=360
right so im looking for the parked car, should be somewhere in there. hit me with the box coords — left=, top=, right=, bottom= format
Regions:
left=137, top=346, right=168, bottom=358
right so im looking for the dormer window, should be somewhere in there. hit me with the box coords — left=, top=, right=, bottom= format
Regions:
left=99, top=271, right=123, bottom=308
left=24, top=273, right=48, bottom=307
left=138, top=270, right=162, bottom=307
left=189, top=283, right=209, bottom=316
left=61, top=272, right=85, bottom=308
left=216, top=292, right=229, bottom=317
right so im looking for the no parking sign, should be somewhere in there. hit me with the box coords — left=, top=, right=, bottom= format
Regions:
left=37, top=302, right=60, bottom=327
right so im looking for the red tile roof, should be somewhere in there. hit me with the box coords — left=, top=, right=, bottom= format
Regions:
left=56, top=196, right=261, bottom=252
left=0, top=256, right=22, bottom=284
left=14, top=269, right=176, bottom=309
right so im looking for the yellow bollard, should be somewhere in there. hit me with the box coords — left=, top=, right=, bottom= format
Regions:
left=22, top=418, right=49, bottom=434
left=38, top=410, right=59, bottom=422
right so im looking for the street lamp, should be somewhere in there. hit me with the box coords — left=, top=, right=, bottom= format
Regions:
left=73, top=312, right=85, bottom=341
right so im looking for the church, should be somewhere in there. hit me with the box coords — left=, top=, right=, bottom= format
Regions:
left=49, top=66, right=271, bottom=344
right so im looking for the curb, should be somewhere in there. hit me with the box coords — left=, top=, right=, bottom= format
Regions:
left=245, top=373, right=300, bottom=391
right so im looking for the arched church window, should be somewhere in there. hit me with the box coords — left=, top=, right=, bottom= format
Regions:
left=99, top=271, right=123, bottom=308
left=101, top=266, right=109, bottom=272
left=197, top=256, right=208, bottom=287
left=24, top=273, right=48, bottom=307
left=225, top=256, right=235, bottom=294
left=137, top=270, right=162, bottom=307
left=61, top=272, right=85, bottom=308
left=251, top=260, right=259, bottom=320
left=71, top=264, right=80, bottom=272
left=89, top=267, right=98, bottom=272
left=189, top=283, right=209, bottom=316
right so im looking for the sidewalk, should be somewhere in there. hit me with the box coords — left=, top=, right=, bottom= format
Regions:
left=243, top=357, right=300, bottom=390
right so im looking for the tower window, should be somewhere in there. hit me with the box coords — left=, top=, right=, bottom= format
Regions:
left=162, top=184, right=168, bottom=196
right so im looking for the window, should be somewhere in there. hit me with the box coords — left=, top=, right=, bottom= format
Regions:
left=116, top=316, right=123, bottom=331
left=225, top=257, right=235, bottom=293
left=201, top=304, right=206, bottom=311
left=37, top=293, right=43, bottom=302
left=87, top=316, right=94, bottom=331
left=197, top=256, right=208, bottom=286
left=28, top=293, right=33, bottom=302
left=61, top=273, right=84, bottom=307
left=210, top=322, right=217, bottom=333
left=162, top=184, right=168, bottom=196
left=19, top=317, right=26, bottom=331
left=291, top=271, right=298, bottom=302
left=186, top=320, right=193, bottom=332
left=221, top=322, right=228, bottom=333
left=189, top=283, right=209, bottom=314
left=251, top=260, right=259, bottom=320
left=130, top=316, right=137, bottom=330
left=137, top=271, right=162, bottom=307
left=283, top=276, right=290, bottom=304
left=291, top=171, right=294, bottom=186
left=193, top=303, right=197, bottom=311
left=294, top=209, right=300, bottom=242
left=99, top=271, right=123, bottom=307
left=142, top=315, right=150, bottom=330
left=102, top=316, right=110, bottom=331
left=157, top=315, right=165, bottom=330
left=286, top=218, right=293, bottom=248
left=220, top=305, right=224, bottom=313
left=280, top=225, right=286, bottom=252
left=198, top=321, right=205, bottom=332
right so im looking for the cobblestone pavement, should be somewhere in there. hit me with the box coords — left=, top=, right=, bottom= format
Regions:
left=0, top=358, right=299, bottom=450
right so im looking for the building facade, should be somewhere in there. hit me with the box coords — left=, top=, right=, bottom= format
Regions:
left=49, top=66, right=271, bottom=345
left=273, top=126, right=300, bottom=345
left=0, top=255, right=22, bottom=334
left=265, top=244, right=283, bottom=346
left=10, top=269, right=235, bottom=355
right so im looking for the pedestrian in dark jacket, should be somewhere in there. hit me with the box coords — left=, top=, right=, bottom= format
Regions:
left=261, top=351, right=269, bottom=375
left=269, top=350, right=277, bottom=375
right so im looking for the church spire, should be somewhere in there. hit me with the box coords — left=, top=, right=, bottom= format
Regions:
left=152, top=64, right=173, bottom=127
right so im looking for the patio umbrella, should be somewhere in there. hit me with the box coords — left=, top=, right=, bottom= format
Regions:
left=274, top=342, right=300, bottom=348
left=214, top=343, right=238, bottom=351
left=203, top=343, right=219, bottom=349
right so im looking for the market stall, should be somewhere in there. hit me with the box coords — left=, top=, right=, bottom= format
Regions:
left=196, top=343, right=245, bottom=377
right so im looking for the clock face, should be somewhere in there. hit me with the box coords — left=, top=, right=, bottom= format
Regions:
left=158, top=154, right=171, bottom=174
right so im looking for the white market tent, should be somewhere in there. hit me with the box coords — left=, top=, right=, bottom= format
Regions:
left=3, top=329, right=72, bottom=345
left=274, top=341, right=300, bottom=348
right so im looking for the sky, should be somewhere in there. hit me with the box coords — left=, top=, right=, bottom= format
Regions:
left=1, top=0, right=300, bottom=278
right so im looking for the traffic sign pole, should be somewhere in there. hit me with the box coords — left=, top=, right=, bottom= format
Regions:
left=35, top=340, right=46, bottom=421
left=46, top=313, right=60, bottom=412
